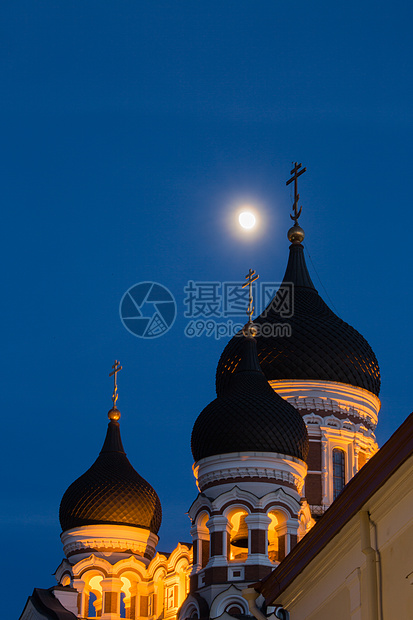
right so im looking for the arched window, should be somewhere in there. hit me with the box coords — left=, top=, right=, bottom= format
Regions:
left=228, top=509, right=249, bottom=562
left=85, top=575, right=103, bottom=618
left=267, top=510, right=288, bottom=563
left=333, top=449, right=345, bottom=499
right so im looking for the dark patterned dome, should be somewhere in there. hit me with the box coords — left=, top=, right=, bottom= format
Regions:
left=192, top=336, right=309, bottom=463
left=59, top=419, right=162, bottom=534
left=216, top=243, right=381, bottom=396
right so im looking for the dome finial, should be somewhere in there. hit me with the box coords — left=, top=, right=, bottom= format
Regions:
left=108, top=359, right=122, bottom=420
left=242, top=268, right=259, bottom=338
left=286, top=161, right=306, bottom=244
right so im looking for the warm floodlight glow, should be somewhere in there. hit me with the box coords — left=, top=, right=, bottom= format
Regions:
left=238, top=211, right=256, bottom=229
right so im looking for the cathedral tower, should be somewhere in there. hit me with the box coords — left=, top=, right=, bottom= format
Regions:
left=183, top=294, right=313, bottom=619
left=56, top=362, right=163, bottom=619
left=216, top=165, right=381, bottom=516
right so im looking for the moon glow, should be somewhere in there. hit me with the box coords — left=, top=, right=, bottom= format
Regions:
left=238, top=211, right=256, bottom=229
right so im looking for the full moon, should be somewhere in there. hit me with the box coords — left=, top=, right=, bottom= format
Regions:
left=238, top=211, right=256, bottom=229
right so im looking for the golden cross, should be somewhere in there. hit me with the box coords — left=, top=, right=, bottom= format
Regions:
left=242, top=268, right=259, bottom=323
left=286, top=162, right=306, bottom=224
left=109, top=360, right=122, bottom=407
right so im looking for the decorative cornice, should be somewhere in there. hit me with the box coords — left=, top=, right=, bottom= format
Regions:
left=194, top=452, right=307, bottom=495
left=64, top=538, right=151, bottom=558
left=269, top=380, right=381, bottom=428
left=199, top=468, right=300, bottom=492
left=201, top=475, right=298, bottom=493
left=303, top=413, right=377, bottom=441
left=61, top=524, right=159, bottom=564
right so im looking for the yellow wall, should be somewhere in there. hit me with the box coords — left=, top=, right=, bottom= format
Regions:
left=307, top=587, right=350, bottom=620
left=274, top=453, right=413, bottom=620
left=380, top=507, right=413, bottom=618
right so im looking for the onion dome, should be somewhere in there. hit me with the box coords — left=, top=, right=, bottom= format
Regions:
left=59, top=409, right=162, bottom=534
left=216, top=234, right=380, bottom=397
left=191, top=334, right=309, bottom=463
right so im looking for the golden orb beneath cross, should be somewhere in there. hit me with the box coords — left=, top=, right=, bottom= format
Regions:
left=108, top=406, right=121, bottom=421
left=288, top=224, right=305, bottom=244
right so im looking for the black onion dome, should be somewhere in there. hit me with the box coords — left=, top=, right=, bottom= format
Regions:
left=59, top=420, right=162, bottom=534
left=192, top=336, right=309, bottom=463
left=216, top=243, right=380, bottom=396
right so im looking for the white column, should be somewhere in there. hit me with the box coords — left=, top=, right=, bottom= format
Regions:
left=190, top=520, right=210, bottom=574
left=205, top=515, right=229, bottom=567
left=244, top=513, right=272, bottom=565
left=353, top=440, right=360, bottom=476
left=100, top=577, right=123, bottom=620
left=321, top=434, right=329, bottom=508
left=285, top=518, right=300, bottom=554
left=190, top=524, right=202, bottom=574
left=72, top=579, right=86, bottom=618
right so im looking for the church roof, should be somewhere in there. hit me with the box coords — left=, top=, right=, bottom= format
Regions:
left=216, top=241, right=381, bottom=396
left=19, top=588, right=78, bottom=620
left=59, top=418, right=162, bottom=534
left=191, top=335, right=309, bottom=463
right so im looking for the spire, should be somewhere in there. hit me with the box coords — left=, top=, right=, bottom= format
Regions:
left=233, top=332, right=263, bottom=375
left=282, top=243, right=316, bottom=290
left=101, top=420, right=126, bottom=454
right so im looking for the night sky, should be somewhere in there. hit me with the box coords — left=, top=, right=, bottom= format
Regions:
left=3, top=3, right=413, bottom=618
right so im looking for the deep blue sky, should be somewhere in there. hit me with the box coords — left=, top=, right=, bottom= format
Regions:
left=3, top=2, right=413, bottom=617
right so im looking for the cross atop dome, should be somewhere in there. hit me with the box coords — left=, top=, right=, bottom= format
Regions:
left=242, top=268, right=259, bottom=337
left=286, top=161, right=306, bottom=225
left=286, top=162, right=307, bottom=244
left=108, top=359, right=122, bottom=420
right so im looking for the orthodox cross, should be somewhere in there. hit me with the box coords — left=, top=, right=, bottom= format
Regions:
left=286, top=162, right=306, bottom=224
left=242, top=268, right=259, bottom=323
left=109, top=360, right=122, bottom=408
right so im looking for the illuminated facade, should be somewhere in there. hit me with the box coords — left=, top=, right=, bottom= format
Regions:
left=20, top=184, right=388, bottom=620
left=269, top=380, right=380, bottom=515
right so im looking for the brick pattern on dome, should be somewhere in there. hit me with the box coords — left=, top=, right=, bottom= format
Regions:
left=216, top=287, right=381, bottom=397
left=59, top=430, right=162, bottom=533
left=192, top=368, right=309, bottom=463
